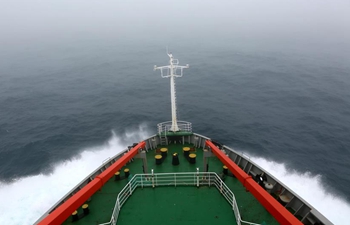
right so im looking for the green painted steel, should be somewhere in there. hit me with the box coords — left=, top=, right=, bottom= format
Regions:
left=62, top=143, right=279, bottom=225
left=118, top=187, right=237, bottom=225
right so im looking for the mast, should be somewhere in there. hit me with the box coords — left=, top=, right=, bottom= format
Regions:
left=154, top=52, right=189, bottom=132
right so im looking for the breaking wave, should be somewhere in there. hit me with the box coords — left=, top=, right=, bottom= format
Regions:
left=0, top=125, right=151, bottom=225
left=0, top=126, right=347, bottom=225
left=250, top=156, right=350, bottom=225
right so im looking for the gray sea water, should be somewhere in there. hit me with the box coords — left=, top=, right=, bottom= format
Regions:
left=1, top=1, right=350, bottom=224
left=1, top=38, right=350, bottom=224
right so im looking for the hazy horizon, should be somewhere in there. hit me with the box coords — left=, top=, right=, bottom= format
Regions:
left=1, top=1, right=349, bottom=54
left=1, top=1, right=350, bottom=224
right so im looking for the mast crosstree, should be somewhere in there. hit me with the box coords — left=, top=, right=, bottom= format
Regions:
left=154, top=52, right=189, bottom=132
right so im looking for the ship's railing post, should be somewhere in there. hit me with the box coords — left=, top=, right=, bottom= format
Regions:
left=196, top=168, right=199, bottom=187
left=141, top=174, right=143, bottom=189
left=233, top=196, right=241, bottom=225
left=220, top=179, right=223, bottom=194
left=129, top=182, right=132, bottom=196
left=233, top=195, right=239, bottom=225
left=151, top=169, right=155, bottom=188
left=208, top=173, right=211, bottom=187
left=232, top=195, right=235, bottom=211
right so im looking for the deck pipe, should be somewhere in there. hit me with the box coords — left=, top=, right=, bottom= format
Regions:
left=172, top=153, right=179, bottom=165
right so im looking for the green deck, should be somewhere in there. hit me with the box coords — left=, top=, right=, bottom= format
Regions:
left=62, top=143, right=279, bottom=225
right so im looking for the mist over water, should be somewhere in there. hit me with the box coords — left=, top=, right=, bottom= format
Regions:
left=1, top=0, right=350, bottom=224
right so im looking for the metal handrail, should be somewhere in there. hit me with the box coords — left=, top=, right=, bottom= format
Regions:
left=157, top=121, right=192, bottom=134
left=99, top=172, right=261, bottom=225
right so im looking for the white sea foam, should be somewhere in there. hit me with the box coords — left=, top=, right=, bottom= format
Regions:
left=250, top=156, right=350, bottom=225
left=0, top=126, right=347, bottom=225
left=0, top=124, right=151, bottom=225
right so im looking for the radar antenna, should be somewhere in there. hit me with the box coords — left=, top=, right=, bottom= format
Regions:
left=154, top=52, right=189, bottom=131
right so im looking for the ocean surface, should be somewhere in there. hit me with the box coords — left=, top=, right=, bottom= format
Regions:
left=1, top=38, right=350, bottom=224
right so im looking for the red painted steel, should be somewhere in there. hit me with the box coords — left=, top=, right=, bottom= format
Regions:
left=97, top=141, right=145, bottom=184
left=206, top=140, right=302, bottom=225
left=38, top=141, right=146, bottom=225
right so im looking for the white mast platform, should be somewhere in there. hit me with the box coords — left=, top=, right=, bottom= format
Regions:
left=154, top=52, right=189, bottom=132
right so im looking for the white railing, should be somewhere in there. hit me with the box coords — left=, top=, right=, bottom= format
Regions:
left=99, top=172, right=261, bottom=225
left=157, top=121, right=192, bottom=134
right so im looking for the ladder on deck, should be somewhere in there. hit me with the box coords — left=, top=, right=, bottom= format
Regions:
left=159, top=133, right=168, bottom=145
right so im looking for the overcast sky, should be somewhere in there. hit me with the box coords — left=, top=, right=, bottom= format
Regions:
left=1, top=0, right=349, bottom=53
